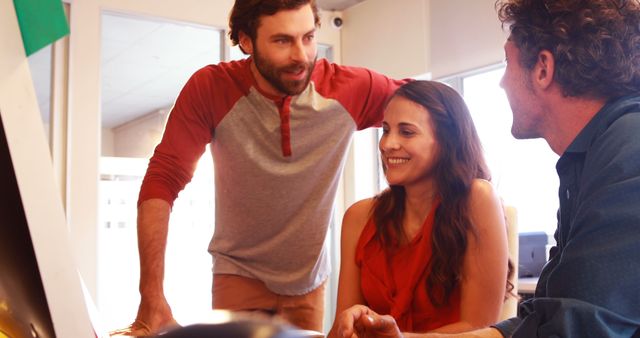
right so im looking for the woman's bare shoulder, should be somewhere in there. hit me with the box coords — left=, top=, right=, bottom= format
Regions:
left=342, top=198, right=376, bottom=235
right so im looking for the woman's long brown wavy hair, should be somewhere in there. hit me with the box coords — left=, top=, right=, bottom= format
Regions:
left=372, top=80, right=512, bottom=307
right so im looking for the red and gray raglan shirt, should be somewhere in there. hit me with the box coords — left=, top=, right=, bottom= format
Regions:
left=138, top=57, right=405, bottom=295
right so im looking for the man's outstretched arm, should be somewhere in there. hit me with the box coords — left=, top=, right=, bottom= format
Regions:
left=130, top=198, right=177, bottom=335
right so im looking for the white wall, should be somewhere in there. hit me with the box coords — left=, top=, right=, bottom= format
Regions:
left=318, top=9, right=343, bottom=64
left=102, top=127, right=115, bottom=156
left=430, top=0, right=507, bottom=78
left=342, top=0, right=429, bottom=78
left=341, top=0, right=506, bottom=79
left=113, top=108, right=168, bottom=158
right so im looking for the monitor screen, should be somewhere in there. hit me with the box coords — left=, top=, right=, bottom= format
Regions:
left=0, top=117, right=55, bottom=338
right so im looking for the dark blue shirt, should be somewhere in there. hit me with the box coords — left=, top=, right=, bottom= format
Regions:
left=494, top=95, right=640, bottom=337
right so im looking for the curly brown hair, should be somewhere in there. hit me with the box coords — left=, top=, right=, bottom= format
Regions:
left=496, top=0, right=640, bottom=99
left=229, top=0, right=320, bottom=54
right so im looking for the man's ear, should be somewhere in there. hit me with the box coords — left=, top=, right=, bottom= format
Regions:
left=533, top=50, right=555, bottom=90
left=238, top=31, right=254, bottom=55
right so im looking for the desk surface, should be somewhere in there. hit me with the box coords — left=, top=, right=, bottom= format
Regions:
left=518, top=277, right=538, bottom=294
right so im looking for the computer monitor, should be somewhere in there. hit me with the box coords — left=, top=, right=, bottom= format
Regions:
left=0, top=2, right=97, bottom=336
left=0, top=118, right=56, bottom=338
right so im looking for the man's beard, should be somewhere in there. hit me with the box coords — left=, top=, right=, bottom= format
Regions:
left=253, top=46, right=316, bottom=96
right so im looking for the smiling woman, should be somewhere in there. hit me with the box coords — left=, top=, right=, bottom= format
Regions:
left=380, top=96, right=438, bottom=188
left=330, top=80, right=512, bottom=336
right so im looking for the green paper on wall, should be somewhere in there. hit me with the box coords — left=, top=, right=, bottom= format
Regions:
left=13, top=0, right=69, bottom=56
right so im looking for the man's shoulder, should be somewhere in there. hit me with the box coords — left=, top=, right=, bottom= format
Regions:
left=609, top=109, right=640, bottom=131
left=600, top=110, right=640, bottom=153
left=578, top=98, right=640, bottom=183
left=599, top=95, right=640, bottom=132
left=310, top=59, right=398, bottom=103
left=311, top=59, right=378, bottom=83
left=190, top=59, right=251, bottom=85
left=568, top=95, right=640, bottom=154
left=597, top=97, right=640, bottom=146
left=183, top=59, right=252, bottom=102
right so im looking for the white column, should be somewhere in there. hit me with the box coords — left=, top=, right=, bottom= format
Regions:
left=67, top=0, right=101, bottom=299
left=50, top=9, right=70, bottom=211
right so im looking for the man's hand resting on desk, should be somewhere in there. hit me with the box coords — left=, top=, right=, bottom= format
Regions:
left=110, top=296, right=178, bottom=336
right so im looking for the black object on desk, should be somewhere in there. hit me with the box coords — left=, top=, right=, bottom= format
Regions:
left=518, top=232, right=548, bottom=278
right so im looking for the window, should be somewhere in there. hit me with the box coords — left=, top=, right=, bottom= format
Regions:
left=97, top=13, right=222, bottom=330
left=445, top=66, right=559, bottom=235
left=98, top=154, right=214, bottom=328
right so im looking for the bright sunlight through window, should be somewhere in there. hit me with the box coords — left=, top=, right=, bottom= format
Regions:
left=462, top=66, right=559, bottom=235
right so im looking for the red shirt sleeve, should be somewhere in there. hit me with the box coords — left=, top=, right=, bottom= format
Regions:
left=137, top=61, right=249, bottom=207
left=312, top=60, right=409, bottom=130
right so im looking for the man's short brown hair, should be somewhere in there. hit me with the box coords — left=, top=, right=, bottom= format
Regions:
left=229, top=0, right=320, bottom=54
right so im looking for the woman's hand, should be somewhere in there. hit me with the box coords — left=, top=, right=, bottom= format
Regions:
left=330, top=305, right=403, bottom=338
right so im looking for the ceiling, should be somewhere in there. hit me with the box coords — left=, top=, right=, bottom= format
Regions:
left=29, top=0, right=367, bottom=129
left=100, top=13, right=223, bottom=128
